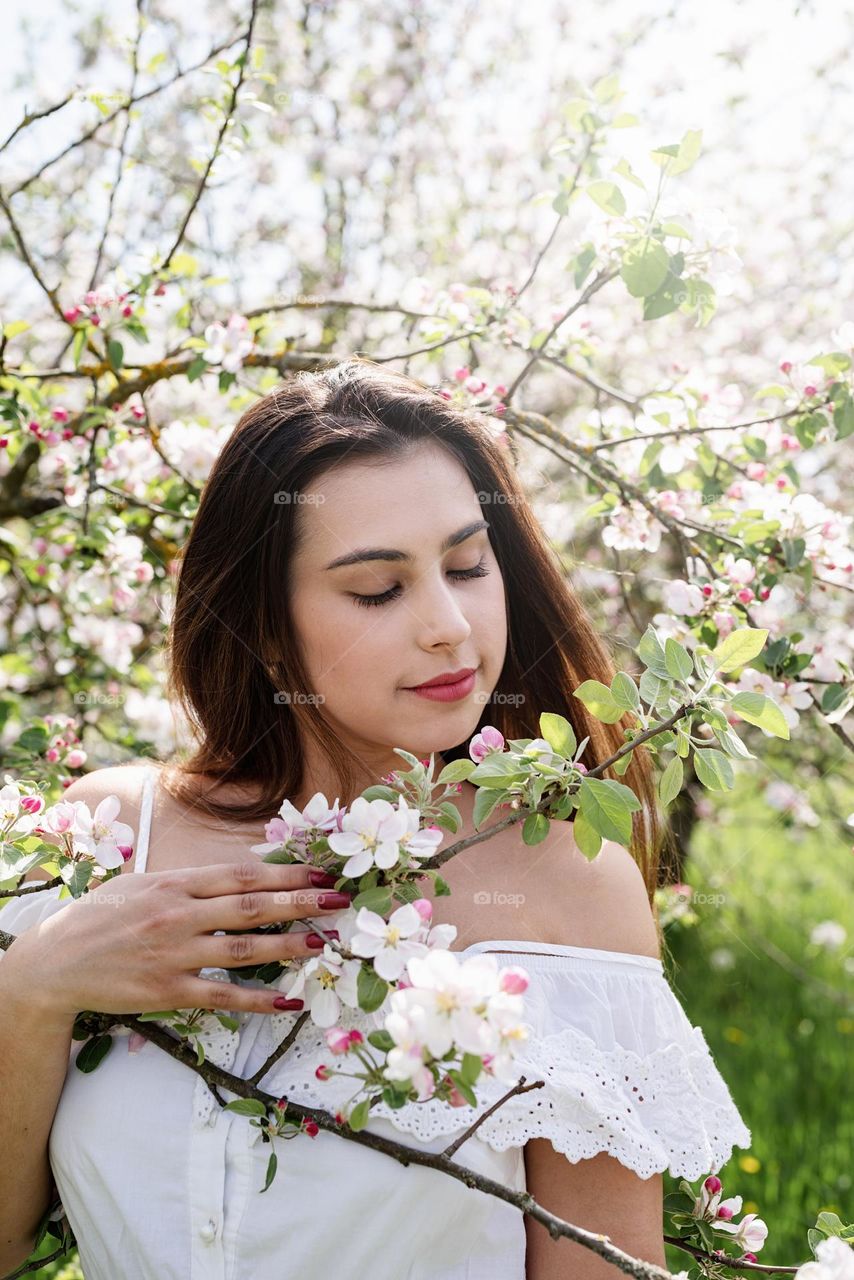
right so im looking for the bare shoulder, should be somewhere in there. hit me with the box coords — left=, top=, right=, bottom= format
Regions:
left=514, top=816, right=661, bottom=959
left=21, top=763, right=157, bottom=884
left=429, top=788, right=660, bottom=960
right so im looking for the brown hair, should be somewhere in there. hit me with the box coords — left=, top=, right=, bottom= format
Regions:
left=162, top=356, right=671, bottom=910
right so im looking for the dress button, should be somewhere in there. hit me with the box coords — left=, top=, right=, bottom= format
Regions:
left=199, top=1218, right=217, bottom=1244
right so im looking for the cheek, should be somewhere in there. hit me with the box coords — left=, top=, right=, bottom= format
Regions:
left=479, top=575, right=508, bottom=657
left=299, top=595, right=402, bottom=687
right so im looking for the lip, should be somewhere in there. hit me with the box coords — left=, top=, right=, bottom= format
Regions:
left=403, top=667, right=478, bottom=703
left=406, top=667, right=477, bottom=690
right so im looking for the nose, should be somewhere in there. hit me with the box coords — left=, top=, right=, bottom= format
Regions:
left=410, top=569, right=473, bottom=651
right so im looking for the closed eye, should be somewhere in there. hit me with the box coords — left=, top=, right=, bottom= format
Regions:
left=351, top=559, right=491, bottom=608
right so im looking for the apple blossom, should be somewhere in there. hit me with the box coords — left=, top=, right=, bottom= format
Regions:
left=202, top=313, right=254, bottom=372
left=793, top=1234, right=854, bottom=1280
left=349, top=903, right=429, bottom=981
left=469, top=725, right=505, bottom=762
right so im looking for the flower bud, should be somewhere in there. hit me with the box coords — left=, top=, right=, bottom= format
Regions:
left=325, top=1028, right=351, bottom=1055
left=315, top=1064, right=332, bottom=1080
left=704, top=1175, right=723, bottom=1195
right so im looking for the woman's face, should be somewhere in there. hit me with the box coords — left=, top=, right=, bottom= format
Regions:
left=287, top=440, right=508, bottom=789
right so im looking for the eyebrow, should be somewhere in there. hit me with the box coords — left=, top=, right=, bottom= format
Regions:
left=324, top=519, right=490, bottom=570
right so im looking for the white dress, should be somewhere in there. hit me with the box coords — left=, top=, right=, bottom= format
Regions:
left=1, top=766, right=752, bottom=1280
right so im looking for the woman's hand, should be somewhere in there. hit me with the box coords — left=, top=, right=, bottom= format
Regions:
left=9, top=861, right=352, bottom=1024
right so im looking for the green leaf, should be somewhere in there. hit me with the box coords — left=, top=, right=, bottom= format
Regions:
left=664, top=638, right=694, bottom=681
left=642, top=275, right=682, bottom=321
left=367, top=1029, right=395, bottom=1052
left=539, top=712, right=577, bottom=758
left=522, top=812, right=550, bottom=845
left=610, top=672, right=640, bottom=711
left=636, top=625, right=670, bottom=678
left=639, top=669, right=671, bottom=709
left=72, top=326, right=87, bottom=367
left=468, top=755, right=528, bottom=788
left=447, top=1071, right=477, bottom=1107
left=620, top=240, right=670, bottom=298
left=107, top=339, right=124, bottom=371
left=260, top=1150, right=278, bottom=1193
left=711, top=627, right=768, bottom=674
left=821, top=683, right=848, bottom=713
left=651, top=128, right=702, bottom=176
left=833, top=390, right=854, bottom=439
left=352, top=885, right=393, bottom=914
left=578, top=777, right=641, bottom=844
left=612, top=157, right=646, bottom=189
left=437, top=758, right=476, bottom=785
left=459, top=1052, right=483, bottom=1086
left=360, top=785, right=400, bottom=803
left=357, top=965, right=389, bottom=1013
left=729, top=692, right=790, bottom=740
left=572, top=808, right=602, bottom=860
left=585, top=181, right=626, bottom=216
left=472, top=786, right=507, bottom=830
left=348, top=1099, right=371, bottom=1131
left=573, top=680, right=624, bottom=723
left=224, top=1098, right=268, bottom=1117
left=75, top=1034, right=114, bottom=1073
left=692, top=749, right=735, bottom=791
left=658, top=755, right=683, bottom=808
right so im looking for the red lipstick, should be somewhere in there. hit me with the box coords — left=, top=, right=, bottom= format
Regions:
left=404, top=667, right=477, bottom=703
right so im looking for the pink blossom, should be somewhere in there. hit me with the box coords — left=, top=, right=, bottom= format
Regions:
left=499, top=966, right=529, bottom=995
left=469, top=725, right=505, bottom=763
left=412, top=898, right=433, bottom=921
left=325, top=1027, right=353, bottom=1055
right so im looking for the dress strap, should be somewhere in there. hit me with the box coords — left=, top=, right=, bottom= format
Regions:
left=134, top=766, right=158, bottom=874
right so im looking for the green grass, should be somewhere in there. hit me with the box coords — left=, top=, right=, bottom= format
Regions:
left=661, top=765, right=853, bottom=1274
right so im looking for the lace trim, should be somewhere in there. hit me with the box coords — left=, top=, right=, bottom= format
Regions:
left=222, top=997, right=752, bottom=1177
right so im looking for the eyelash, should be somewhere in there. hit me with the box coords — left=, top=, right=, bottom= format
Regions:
left=352, top=559, right=491, bottom=609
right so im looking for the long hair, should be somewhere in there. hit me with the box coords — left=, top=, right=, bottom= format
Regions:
left=162, top=356, right=671, bottom=910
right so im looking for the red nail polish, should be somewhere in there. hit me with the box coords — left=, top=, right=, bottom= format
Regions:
left=317, top=892, right=351, bottom=909
left=306, top=931, right=339, bottom=948
left=273, top=996, right=304, bottom=1010
left=308, top=869, right=338, bottom=887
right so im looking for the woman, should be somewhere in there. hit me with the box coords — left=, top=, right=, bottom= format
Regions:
left=0, top=357, right=751, bottom=1280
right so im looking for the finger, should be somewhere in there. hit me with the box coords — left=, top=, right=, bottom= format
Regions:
left=180, top=975, right=308, bottom=1016
left=195, top=887, right=353, bottom=932
left=192, top=927, right=341, bottom=968
left=179, top=860, right=342, bottom=899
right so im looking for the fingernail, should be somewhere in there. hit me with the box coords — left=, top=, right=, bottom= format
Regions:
left=317, top=892, right=351, bottom=909
left=306, top=931, right=339, bottom=948
left=273, top=997, right=304, bottom=1010
left=308, top=869, right=338, bottom=887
